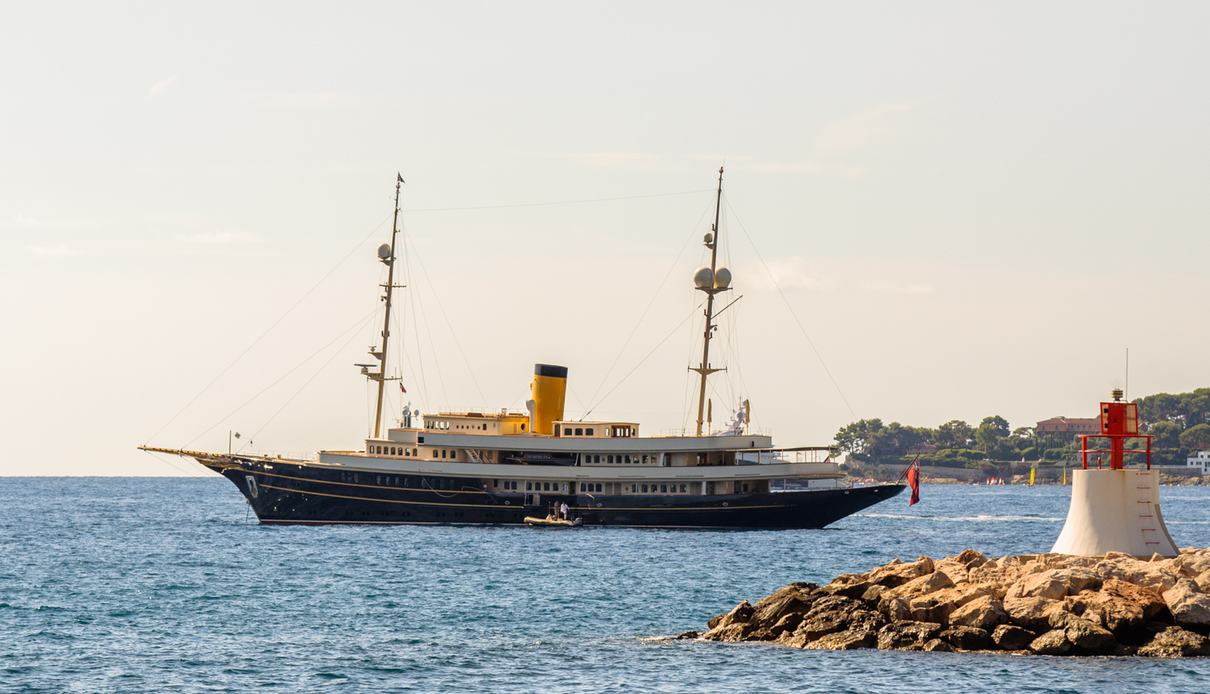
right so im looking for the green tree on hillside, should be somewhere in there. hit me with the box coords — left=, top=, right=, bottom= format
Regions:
left=975, top=416, right=1011, bottom=453
left=835, top=419, right=884, bottom=456
left=1180, top=423, right=1210, bottom=451
left=936, top=420, right=974, bottom=449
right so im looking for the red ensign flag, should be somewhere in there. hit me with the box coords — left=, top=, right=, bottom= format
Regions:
left=906, top=460, right=921, bottom=507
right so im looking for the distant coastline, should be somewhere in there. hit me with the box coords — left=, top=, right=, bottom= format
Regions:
left=835, top=387, right=1210, bottom=483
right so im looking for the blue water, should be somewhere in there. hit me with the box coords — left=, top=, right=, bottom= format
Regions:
left=3, top=479, right=1209, bottom=692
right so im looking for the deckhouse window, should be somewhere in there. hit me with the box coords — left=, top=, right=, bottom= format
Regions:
left=574, top=427, right=583, bottom=436
left=585, top=428, right=594, bottom=436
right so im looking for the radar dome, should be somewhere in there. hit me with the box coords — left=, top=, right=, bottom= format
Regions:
left=377, top=243, right=391, bottom=259
left=693, top=267, right=714, bottom=289
left=703, top=232, right=714, bottom=246
left=713, top=267, right=732, bottom=289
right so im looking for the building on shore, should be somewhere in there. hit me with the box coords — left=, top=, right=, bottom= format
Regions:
left=1035, top=416, right=1101, bottom=435
left=1186, top=451, right=1210, bottom=475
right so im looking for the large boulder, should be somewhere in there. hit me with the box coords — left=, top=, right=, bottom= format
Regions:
left=948, top=594, right=1009, bottom=631
left=876, top=621, right=943, bottom=651
left=1058, top=616, right=1118, bottom=655
left=939, top=625, right=992, bottom=651
left=1029, top=629, right=1073, bottom=655
left=803, top=626, right=877, bottom=651
left=749, top=583, right=818, bottom=630
left=1138, top=626, right=1210, bottom=658
left=866, top=556, right=935, bottom=588
left=1063, top=579, right=1167, bottom=639
left=1095, top=555, right=1179, bottom=593
left=1004, top=596, right=1063, bottom=629
left=991, top=624, right=1036, bottom=651
left=707, top=600, right=752, bottom=630
left=1008, top=568, right=1101, bottom=601
left=703, top=601, right=755, bottom=641
left=906, top=584, right=990, bottom=624
left=1162, top=579, right=1210, bottom=628
left=879, top=570, right=955, bottom=621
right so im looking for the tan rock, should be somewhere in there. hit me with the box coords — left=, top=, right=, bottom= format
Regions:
left=749, top=583, right=817, bottom=629
left=876, top=621, right=942, bottom=650
left=1004, top=596, right=1063, bottom=629
left=949, top=594, right=1009, bottom=630
left=907, top=584, right=990, bottom=624
left=991, top=624, right=1035, bottom=651
left=866, top=556, right=935, bottom=588
left=1094, top=556, right=1178, bottom=593
left=1138, top=626, right=1210, bottom=658
left=703, top=601, right=754, bottom=641
left=921, top=638, right=953, bottom=652
left=1030, top=629, right=1073, bottom=655
left=880, top=570, right=954, bottom=606
left=1195, top=570, right=1210, bottom=594
left=803, top=626, right=877, bottom=650
left=1064, top=579, right=1165, bottom=636
left=1060, top=616, right=1117, bottom=654
left=794, top=610, right=851, bottom=642
left=1008, top=568, right=1101, bottom=601
left=940, top=625, right=991, bottom=651
left=1162, top=579, right=1210, bottom=627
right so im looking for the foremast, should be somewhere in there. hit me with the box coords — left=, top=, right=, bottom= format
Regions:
left=370, top=174, right=405, bottom=438
left=691, top=166, right=732, bottom=436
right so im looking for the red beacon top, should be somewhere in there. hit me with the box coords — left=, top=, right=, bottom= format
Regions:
left=1079, top=389, right=1152, bottom=470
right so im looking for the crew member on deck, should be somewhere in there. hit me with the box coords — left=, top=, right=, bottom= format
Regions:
left=560, top=502, right=569, bottom=520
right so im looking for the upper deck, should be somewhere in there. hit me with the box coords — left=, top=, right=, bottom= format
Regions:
left=378, top=427, right=773, bottom=453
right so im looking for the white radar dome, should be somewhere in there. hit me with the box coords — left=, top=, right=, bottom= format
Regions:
left=693, top=267, right=714, bottom=289
left=713, top=267, right=732, bottom=289
left=377, top=243, right=391, bottom=259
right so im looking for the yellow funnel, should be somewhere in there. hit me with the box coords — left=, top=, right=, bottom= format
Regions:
left=530, top=364, right=567, bottom=435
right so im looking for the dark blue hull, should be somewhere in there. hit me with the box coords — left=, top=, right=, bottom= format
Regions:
left=212, top=458, right=904, bottom=529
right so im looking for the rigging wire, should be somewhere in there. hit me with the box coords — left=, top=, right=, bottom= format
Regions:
left=186, top=307, right=379, bottom=448
left=407, top=189, right=711, bottom=213
left=237, top=309, right=378, bottom=453
left=724, top=195, right=858, bottom=420
left=146, top=450, right=203, bottom=476
left=581, top=302, right=703, bottom=421
left=400, top=216, right=433, bottom=415
left=146, top=212, right=393, bottom=443
left=580, top=200, right=713, bottom=418
left=406, top=240, right=488, bottom=406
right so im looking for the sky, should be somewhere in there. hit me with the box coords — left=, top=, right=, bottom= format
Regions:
left=1, top=1, right=1207, bottom=475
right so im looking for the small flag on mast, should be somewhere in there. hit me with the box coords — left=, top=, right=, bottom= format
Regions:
left=400, top=382, right=407, bottom=394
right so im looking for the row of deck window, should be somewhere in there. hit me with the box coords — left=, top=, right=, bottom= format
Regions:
left=368, top=445, right=457, bottom=461
left=486, top=480, right=697, bottom=495
left=580, top=453, right=658, bottom=465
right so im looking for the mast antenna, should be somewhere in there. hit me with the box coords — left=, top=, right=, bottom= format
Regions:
left=371, top=174, right=405, bottom=438
left=691, top=166, right=731, bottom=436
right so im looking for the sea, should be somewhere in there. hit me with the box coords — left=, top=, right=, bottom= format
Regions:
left=2, top=479, right=1209, bottom=693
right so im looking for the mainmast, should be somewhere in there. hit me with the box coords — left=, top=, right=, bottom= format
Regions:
left=692, top=167, right=732, bottom=436
left=370, top=174, right=404, bottom=438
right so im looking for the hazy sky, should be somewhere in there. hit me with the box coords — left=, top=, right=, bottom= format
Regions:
left=2, top=2, right=1207, bottom=475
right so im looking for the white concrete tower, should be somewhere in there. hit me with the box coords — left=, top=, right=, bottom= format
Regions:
left=1051, top=390, right=1179, bottom=557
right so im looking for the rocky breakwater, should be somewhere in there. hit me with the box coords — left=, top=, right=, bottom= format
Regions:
left=695, top=548, right=1210, bottom=657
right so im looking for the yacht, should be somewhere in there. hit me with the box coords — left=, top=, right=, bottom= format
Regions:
left=142, top=169, right=904, bottom=527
